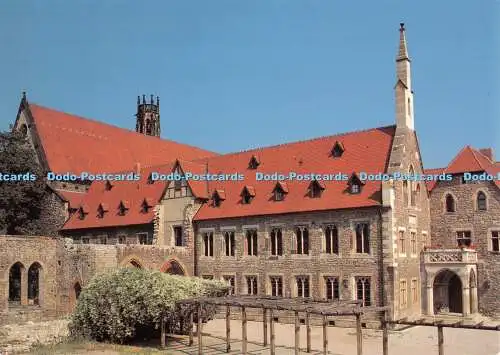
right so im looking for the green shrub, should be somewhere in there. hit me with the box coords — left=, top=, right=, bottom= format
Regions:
left=69, top=267, right=228, bottom=343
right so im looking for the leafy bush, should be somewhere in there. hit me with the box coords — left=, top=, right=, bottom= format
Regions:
left=69, top=267, right=229, bottom=343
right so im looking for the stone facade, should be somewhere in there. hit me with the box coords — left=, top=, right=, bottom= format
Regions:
left=429, top=174, right=500, bottom=316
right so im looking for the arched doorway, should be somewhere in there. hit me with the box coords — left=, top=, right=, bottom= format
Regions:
left=433, top=269, right=462, bottom=314
left=129, top=260, right=142, bottom=268
left=28, top=262, right=42, bottom=305
left=9, top=262, right=24, bottom=304
left=161, top=259, right=186, bottom=276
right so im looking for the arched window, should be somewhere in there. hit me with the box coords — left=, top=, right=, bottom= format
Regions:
left=403, top=181, right=408, bottom=206
left=28, top=262, right=42, bottom=305
left=409, top=166, right=415, bottom=206
left=9, top=262, right=24, bottom=303
left=445, top=194, right=456, bottom=212
left=477, top=191, right=487, bottom=211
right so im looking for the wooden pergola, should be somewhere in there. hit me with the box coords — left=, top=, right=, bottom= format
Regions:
left=173, top=295, right=390, bottom=355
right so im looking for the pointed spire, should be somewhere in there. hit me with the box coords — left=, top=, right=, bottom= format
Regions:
left=397, top=23, right=410, bottom=62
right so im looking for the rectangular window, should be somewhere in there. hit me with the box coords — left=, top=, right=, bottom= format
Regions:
left=137, top=233, right=152, bottom=245
left=224, top=231, right=235, bottom=256
left=296, top=227, right=309, bottom=255
left=246, top=276, right=258, bottom=295
left=355, top=223, right=370, bottom=253
left=411, top=279, right=418, bottom=303
left=456, top=231, right=472, bottom=247
left=356, top=277, right=371, bottom=307
left=296, top=276, right=310, bottom=298
left=410, top=232, right=417, bottom=254
left=117, top=236, right=126, bottom=244
left=173, top=226, right=183, bottom=246
left=270, top=228, right=283, bottom=256
left=223, top=275, right=235, bottom=295
left=203, top=232, right=214, bottom=257
left=270, top=276, right=283, bottom=297
left=325, top=276, right=340, bottom=300
left=82, top=237, right=90, bottom=244
left=325, top=225, right=339, bottom=254
left=400, top=280, right=407, bottom=309
left=99, top=235, right=107, bottom=244
left=245, top=229, right=258, bottom=256
left=492, top=231, right=500, bottom=252
left=399, top=230, right=406, bottom=254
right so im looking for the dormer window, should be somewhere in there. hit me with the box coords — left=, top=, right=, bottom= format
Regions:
left=174, top=179, right=182, bottom=191
left=348, top=173, right=364, bottom=194
left=248, top=155, right=260, bottom=169
left=241, top=186, right=256, bottom=204
left=97, top=203, right=108, bottom=218
left=141, top=198, right=154, bottom=213
left=78, top=205, right=89, bottom=220
left=105, top=180, right=113, bottom=191
left=118, top=200, right=129, bottom=216
left=273, top=182, right=288, bottom=201
left=309, top=180, right=325, bottom=198
left=212, top=189, right=226, bottom=207
left=147, top=173, right=154, bottom=184
left=331, top=141, right=345, bottom=158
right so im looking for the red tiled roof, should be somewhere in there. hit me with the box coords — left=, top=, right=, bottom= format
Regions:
left=193, top=125, right=396, bottom=220
left=425, top=146, right=499, bottom=191
left=28, top=104, right=217, bottom=175
left=62, top=164, right=174, bottom=230
left=55, top=190, right=85, bottom=209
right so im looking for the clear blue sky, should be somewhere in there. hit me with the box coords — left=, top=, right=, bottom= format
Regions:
left=0, top=1, right=498, bottom=169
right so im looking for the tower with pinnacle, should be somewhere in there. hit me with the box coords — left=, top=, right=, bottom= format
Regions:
left=136, top=94, right=161, bottom=137
left=395, top=23, right=415, bottom=131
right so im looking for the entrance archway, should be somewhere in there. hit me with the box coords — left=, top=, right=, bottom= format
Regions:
left=9, top=262, right=24, bottom=303
left=160, top=259, right=186, bottom=276
left=433, top=269, right=462, bottom=314
left=28, top=262, right=42, bottom=305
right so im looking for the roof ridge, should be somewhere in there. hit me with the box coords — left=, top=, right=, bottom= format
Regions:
left=191, top=124, right=396, bottom=162
left=469, top=146, right=491, bottom=170
left=29, top=103, right=219, bottom=155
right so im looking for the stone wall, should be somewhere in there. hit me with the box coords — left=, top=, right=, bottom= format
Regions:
left=429, top=176, right=500, bottom=316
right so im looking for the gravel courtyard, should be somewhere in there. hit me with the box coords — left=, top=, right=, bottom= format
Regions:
left=164, top=318, right=500, bottom=355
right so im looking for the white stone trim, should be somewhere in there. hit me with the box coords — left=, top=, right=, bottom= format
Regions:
left=220, top=226, right=237, bottom=231
left=242, top=224, right=259, bottom=230
left=198, top=227, right=215, bottom=233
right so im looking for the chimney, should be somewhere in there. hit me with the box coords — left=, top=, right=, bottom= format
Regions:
left=134, top=162, right=141, bottom=174
left=479, top=148, right=494, bottom=162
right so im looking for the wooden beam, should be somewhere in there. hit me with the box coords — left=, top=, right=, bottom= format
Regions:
left=382, top=311, right=388, bottom=355
left=242, top=306, right=247, bottom=354
left=270, top=309, right=276, bottom=355
left=263, top=307, right=268, bottom=346
left=356, top=313, right=363, bottom=355
left=189, top=312, right=193, bottom=346
left=197, top=303, right=203, bottom=355
left=437, top=325, right=444, bottom=355
left=322, top=315, right=328, bottom=355
left=306, top=312, right=311, bottom=353
left=295, top=311, right=300, bottom=355
left=226, top=305, right=231, bottom=353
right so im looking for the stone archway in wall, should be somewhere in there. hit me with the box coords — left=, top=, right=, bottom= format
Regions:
left=160, top=259, right=187, bottom=276
left=119, top=255, right=146, bottom=269
left=27, top=262, right=43, bottom=306
left=8, top=262, right=25, bottom=304
left=433, top=269, right=463, bottom=314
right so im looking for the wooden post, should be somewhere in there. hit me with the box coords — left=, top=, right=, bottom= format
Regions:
left=189, top=311, right=194, bottom=346
left=197, top=303, right=203, bottom=355
left=242, top=306, right=247, bottom=354
left=160, top=315, right=166, bottom=348
left=295, top=311, right=300, bottom=355
left=322, top=315, right=328, bottom=355
left=382, top=311, right=389, bottom=355
left=226, top=305, right=231, bottom=353
left=437, top=325, right=444, bottom=355
left=356, top=313, right=363, bottom=355
left=263, top=307, right=268, bottom=346
left=270, top=309, right=276, bottom=355
left=306, top=312, right=311, bottom=353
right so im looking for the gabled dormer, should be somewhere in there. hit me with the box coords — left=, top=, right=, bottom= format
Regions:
left=105, top=180, right=113, bottom=191
left=248, top=155, right=260, bottom=169
left=141, top=198, right=154, bottom=213
left=118, top=200, right=129, bottom=216
left=331, top=141, right=345, bottom=158
left=147, top=173, right=154, bottom=184
left=97, top=203, right=109, bottom=218
left=78, top=204, right=89, bottom=220
left=308, top=180, right=325, bottom=198
left=241, top=185, right=256, bottom=204
left=212, top=189, right=226, bottom=207
left=348, top=172, right=365, bottom=194
left=272, top=181, right=288, bottom=201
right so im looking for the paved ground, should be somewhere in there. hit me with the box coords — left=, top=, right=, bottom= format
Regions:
left=164, top=319, right=500, bottom=355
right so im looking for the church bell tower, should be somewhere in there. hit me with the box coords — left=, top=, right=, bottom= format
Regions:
left=136, top=94, right=160, bottom=137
